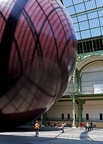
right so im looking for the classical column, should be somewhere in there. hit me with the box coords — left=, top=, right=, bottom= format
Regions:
left=42, top=112, right=47, bottom=126
left=77, top=69, right=82, bottom=95
left=78, top=100, right=82, bottom=127
left=72, top=70, right=76, bottom=128
left=78, top=100, right=85, bottom=127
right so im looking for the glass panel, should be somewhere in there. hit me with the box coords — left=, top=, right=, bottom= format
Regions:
left=89, top=19, right=100, bottom=28
left=75, top=3, right=85, bottom=13
left=98, top=10, right=103, bottom=17
left=81, top=30, right=91, bottom=39
left=78, top=14, right=87, bottom=22
left=62, top=0, right=73, bottom=7
left=101, top=27, right=103, bottom=35
left=74, top=23, right=79, bottom=31
left=88, top=11, right=98, bottom=19
left=72, top=17, right=77, bottom=23
left=79, top=21, right=89, bottom=30
left=91, top=28, right=101, bottom=37
left=100, top=18, right=103, bottom=26
left=73, top=0, right=83, bottom=4
left=85, top=0, right=96, bottom=10
left=76, top=32, right=81, bottom=40
left=66, top=6, right=75, bottom=15
left=96, top=0, right=103, bottom=7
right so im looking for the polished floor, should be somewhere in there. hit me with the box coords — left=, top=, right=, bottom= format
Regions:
left=0, top=126, right=103, bottom=144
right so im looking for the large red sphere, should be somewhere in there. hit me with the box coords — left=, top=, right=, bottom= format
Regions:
left=0, top=0, right=77, bottom=127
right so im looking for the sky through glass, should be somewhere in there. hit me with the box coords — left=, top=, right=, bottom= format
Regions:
left=62, top=0, right=103, bottom=40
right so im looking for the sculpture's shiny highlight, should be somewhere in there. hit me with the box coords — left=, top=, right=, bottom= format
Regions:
left=0, top=0, right=77, bottom=127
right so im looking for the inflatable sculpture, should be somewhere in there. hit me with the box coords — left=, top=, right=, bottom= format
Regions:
left=0, top=0, right=77, bottom=127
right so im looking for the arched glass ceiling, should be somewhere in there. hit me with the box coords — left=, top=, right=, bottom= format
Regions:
left=62, top=0, right=103, bottom=40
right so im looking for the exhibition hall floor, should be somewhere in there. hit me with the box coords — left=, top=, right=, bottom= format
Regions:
left=0, top=126, right=103, bottom=144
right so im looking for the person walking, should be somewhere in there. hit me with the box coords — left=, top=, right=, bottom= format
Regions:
left=61, top=122, right=65, bottom=133
left=34, top=121, right=39, bottom=136
left=80, top=122, right=85, bottom=130
left=85, top=122, right=90, bottom=131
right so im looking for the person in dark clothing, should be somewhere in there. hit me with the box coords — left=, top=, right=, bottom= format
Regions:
left=34, top=121, right=39, bottom=136
left=90, top=121, right=93, bottom=130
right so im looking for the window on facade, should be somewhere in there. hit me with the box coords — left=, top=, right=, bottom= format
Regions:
left=67, top=113, right=70, bottom=120
left=75, top=114, right=76, bottom=119
left=86, top=113, right=89, bottom=120
left=100, top=113, right=103, bottom=120
left=61, top=113, right=64, bottom=120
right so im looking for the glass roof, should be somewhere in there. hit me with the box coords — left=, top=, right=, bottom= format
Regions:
left=62, top=0, right=103, bottom=40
